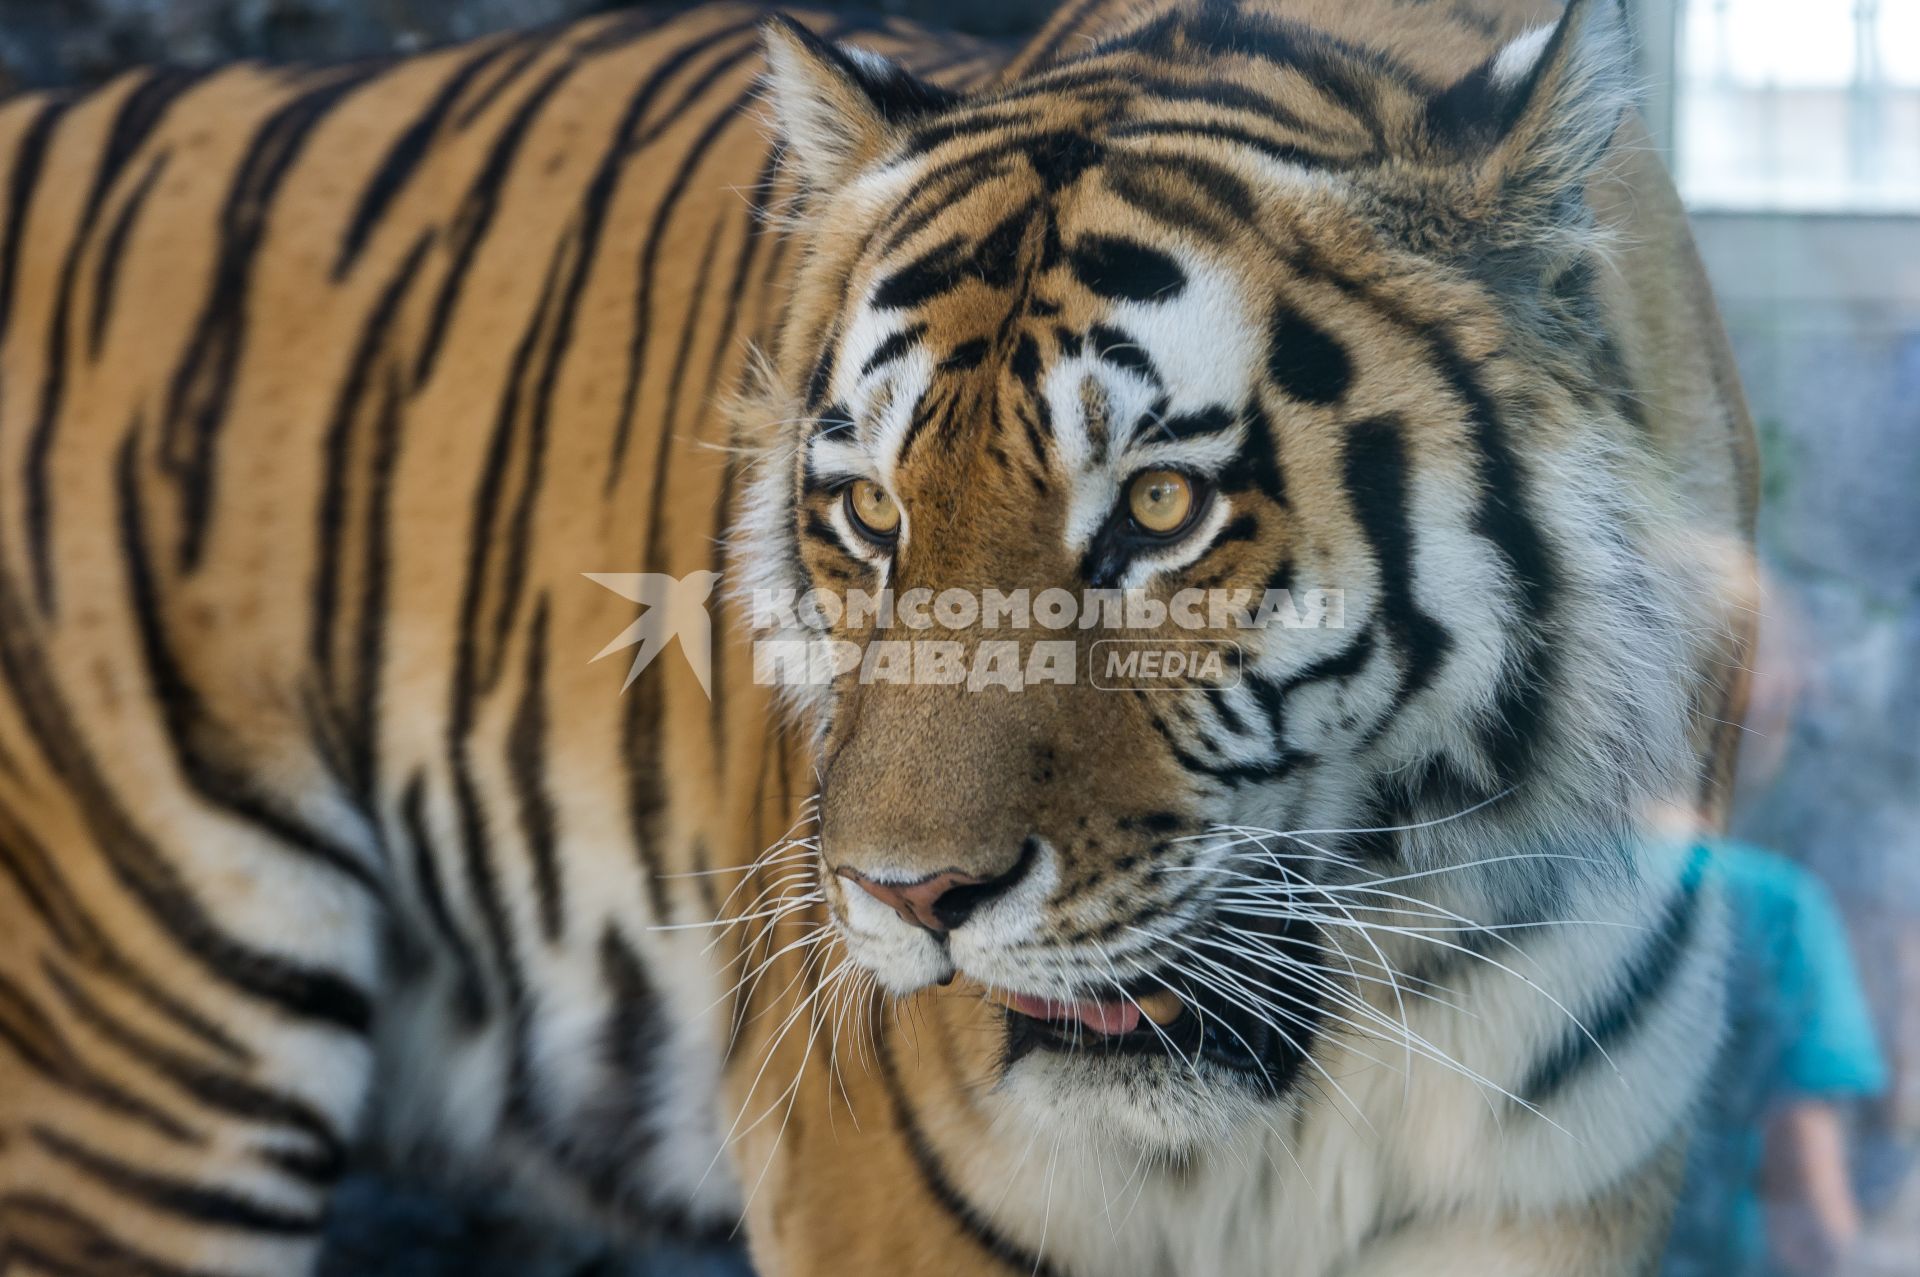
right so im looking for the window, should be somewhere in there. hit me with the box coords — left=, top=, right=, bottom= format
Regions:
left=1675, top=0, right=1920, bottom=212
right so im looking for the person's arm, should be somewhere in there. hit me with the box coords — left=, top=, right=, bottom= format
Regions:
left=1761, top=1095, right=1865, bottom=1273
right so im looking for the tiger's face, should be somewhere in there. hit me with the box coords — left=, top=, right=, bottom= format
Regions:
left=741, top=8, right=1705, bottom=1149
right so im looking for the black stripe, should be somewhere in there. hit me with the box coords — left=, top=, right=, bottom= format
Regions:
left=553, top=12, right=769, bottom=473
left=0, top=1194, right=222, bottom=1277
left=803, top=342, right=837, bottom=412
left=410, top=55, right=579, bottom=387
left=13, top=76, right=173, bottom=609
left=1108, top=119, right=1333, bottom=166
left=452, top=221, right=568, bottom=703
left=310, top=230, right=433, bottom=804
left=466, top=17, right=754, bottom=703
left=82, top=69, right=203, bottom=231
left=869, top=233, right=971, bottom=312
left=1279, top=242, right=1562, bottom=785
left=699, top=143, right=786, bottom=754
left=599, top=922, right=663, bottom=1086
left=1088, top=322, right=1160, bottom=386
left=1276, top=624, right=1377, bottom=694
left=1148, top=701, right=1312, bottom=788
left=0, top=805, right=104, bottom=955
left=0, top=93, right=75, bottom=351
left=898, top=105, right=1042, bottom=158
left=1068, top=233, right=1186, bottom=302
left=399, top=774, right=491, bottom=1027
left=0, top=803, right=251, bottom=1062
left=31, top=1126, right=323, bottom=1235
left=1102, top=158, right=1241, bottom=242
left=616, top=68, right=795, bottom=924
left=116, top=434, right=386, bottom=894
left=1013, top=0, right=1110, bottom=74
left=1341, top=416, right=1453, bottom=714
left=859, top=324, right=926, bottom=378
left=1157, top=405, right=1236, bottom=441
left=594, top=19, right=769, bottom=476
left=893, top=379, right=957, bottom=469
left=1109, top=76, right=1315, bottom=136
left=88, top=148, right=169, bottom=359
left=444, top=257, right=567, bottom=1103
left=878, top=159, right=1005, bottom=256
left=1267, top=303, right=1353, bottom=405
left=452, top=34, right=561, bottom=130
left=509, top=597, right=565, bottom=942
left=1519, top=847, right=1709, bottom=1105
left=26, top=72, right=197, bottom=541
left=519, top=922, right=665, bottom=1210
left=1427, top=341, right=1561, bottom=787
left=333, top=39, right=516, bottom=280
left=0, top=973, right=202, bottom=1144
left=161, top=65, right=387, bottom=570
left=1201, top=512, right=1260, bottom=551
left=41, top=961, right=345, bottom=1186
left=941, top=337, right=990, bottom=371
left=1218, top=395, right=1286, bottom=504
left=1136, top=151, right=1259, bottom=220
left=873, top=1022, right=1064, bottom=1277
left=0, top=462, right=376, bottom=1035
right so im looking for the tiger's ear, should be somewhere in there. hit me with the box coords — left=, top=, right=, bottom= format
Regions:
left=761, top=16, right=958, bottom=193
left=1422, top=0, right=1637, bottom=238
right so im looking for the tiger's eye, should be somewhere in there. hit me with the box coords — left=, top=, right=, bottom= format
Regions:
left=1127, top=470, right=1195, bottom=535
left=845, top=478, right=901, bottom=541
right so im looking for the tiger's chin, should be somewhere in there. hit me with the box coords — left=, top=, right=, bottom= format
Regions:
left=990, top=1015, right=1278, bottom=1156
left=988, top=986, right=1298, bottom=1148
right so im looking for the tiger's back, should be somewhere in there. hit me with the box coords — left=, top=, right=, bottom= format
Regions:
left=0, top=6, right=960, bottom=1265
left=0, top=3, right=1754, bottom=1275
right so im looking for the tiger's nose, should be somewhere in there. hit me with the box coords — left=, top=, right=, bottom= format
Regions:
left=837, top=869, right=983, bottom=933
left=835, top=840, right=1039, bottom=933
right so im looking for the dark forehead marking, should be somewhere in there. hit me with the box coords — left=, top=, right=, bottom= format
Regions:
left=872, top=235, right=970, bottom=310
left=1267, top=304, right=1353, bottom=405
left=859, top=323, right=926, bottom=378
left=1068, top=235, right=1187, bottom=303
left=1088, top=323, right=1161, bottom=388
left=1025, top=130, right=1107, bottom=191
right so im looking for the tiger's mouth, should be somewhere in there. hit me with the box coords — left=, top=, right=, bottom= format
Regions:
left=986, top=969, right=1314, bottom=1090
left=989, top=988, right=1187, bottom=1037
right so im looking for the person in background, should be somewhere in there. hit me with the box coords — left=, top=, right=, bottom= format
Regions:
left=1662, top=840, right=1888, bottom=1276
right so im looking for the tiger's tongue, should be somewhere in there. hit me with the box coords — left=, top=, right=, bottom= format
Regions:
left=1001, top=992, right=1142, bottom=1035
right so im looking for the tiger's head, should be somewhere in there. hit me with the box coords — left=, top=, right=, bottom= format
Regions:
left=736, top=0, right=1733, bottom=1150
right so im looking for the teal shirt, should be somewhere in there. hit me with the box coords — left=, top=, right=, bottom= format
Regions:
left=1662, top=842, right=1887, bottom=1276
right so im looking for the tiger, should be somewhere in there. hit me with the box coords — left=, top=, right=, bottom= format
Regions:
left=0, top=0, right=1759, bottom=1274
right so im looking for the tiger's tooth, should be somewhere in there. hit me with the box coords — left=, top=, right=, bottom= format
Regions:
left=1136, top=991, right=1185, bottom=1026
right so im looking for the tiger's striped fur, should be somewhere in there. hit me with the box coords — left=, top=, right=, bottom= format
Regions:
left=0, top=2, right=1754, bottom=1275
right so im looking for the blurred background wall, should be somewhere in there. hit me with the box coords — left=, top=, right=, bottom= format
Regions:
left=2, top=1, right=1914, bottom=1273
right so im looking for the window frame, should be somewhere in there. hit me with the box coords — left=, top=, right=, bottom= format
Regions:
left=1628, top=0, right=1920, bottom=314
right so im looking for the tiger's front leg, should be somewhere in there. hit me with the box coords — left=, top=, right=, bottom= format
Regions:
left=0, top=768, right=383, bottom=1275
